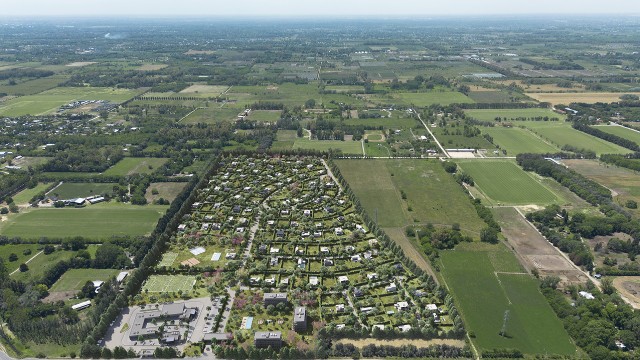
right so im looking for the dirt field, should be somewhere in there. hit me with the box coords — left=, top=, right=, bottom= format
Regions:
left=137, top=64, right=167, bottom=71
left=179, top=84, right=229, bottom=95
left=184, top=49, right=215, bottom=55
left=42, top=290, right=76, bottom=303
left=65, top=61, right=96, bottom=67
left=494, top=207, right=588, bottom=285
left=526, top=92, right=640, bottom=105
left=336, top=338, right=465, bottom=348
left=613, top=277, right=640, bottom=309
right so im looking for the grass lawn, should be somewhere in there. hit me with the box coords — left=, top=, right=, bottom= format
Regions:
left=249, top=110, right=282, bottom=122
left=335, top=159, right=486, bottom=237
left=0, top=87, right=143, bottom=117
left=142, top=274, right=196, bottom=293
left=50, top=269, right=120, bottom=291
left=594, top=125, right=640, bottom=145
left=0, top=204, right=166, bottom=239
left=439, top=244, right=576, bottom=356
left=51, top=183, right=115, bottom=199
left=12, top=183, right=51, bottom=204
left=102, top=157, right=168, bottom=176
left=10, top=247, right=100, bottom=283
left=465, top=108, right=565, bottom=122
left=0, top=244, right=41, bottom=265
left=458, top=160, right=560, bottom=205
left=293, top=138, right=363, bottom=155
left=343, top=116, right=418, bottom=129
left=481, top=127, right=559, bottom=155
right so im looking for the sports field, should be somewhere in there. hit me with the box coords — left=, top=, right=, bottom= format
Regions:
left=102, top=157, right=168, bottom=176
left=594, top=125, right=640, bottom=145
left=51, top=183, right=115, bottom=199
left=0, top=205, right=165, bottom=239
left=0, top=87, right=143, bottom=117
left=458, top=160, right=559, bottom=205
left=465, top=108, right=565, bottom=122
left=50, top=269, right=120, bottom=291
left=142, top=275, right=196, bottom=293
left=481, top=127, right=559, bottom=155
left=440, top=245, right=576, bottom=356
left=293, top=138, right=363, bottom=155
left=335, top=159, right=486, bottom=237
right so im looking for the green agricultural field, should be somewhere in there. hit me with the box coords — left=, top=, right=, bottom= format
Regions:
left=249, top=110, right=282, bottom=122
left=51, top=183, right=115, bottom=199
left=0, top=75, right=70, bottom=96
left=482, top=127, right=559, bottom=155
left=440, top=245, right=576, bottom=356
left=50, top=269, right=120, bottom=292
left=12, top=183, right=51, bottom=204
left=432, top=126, right=495, bottom=150
left=180, top=106, right=241, bottom=124
left=458, top=160, right=559, bottom=205
left=102, top=157, right=168, bottom=176
left=366, top=91, right=474, bottom=107
left=343, top=115, right=418, bottom=129
left=0, top=204, right=166, bottom=239
left=594, top=125, right=640, bottom=145
left=465, top=108, right=565, bottom=122
left=293, top=138, right=363, bottom=155
left=531, top=123, right=631, bottom=155
left=335, top=159, right=486, bottom=237
left=0, top=87, right=144, bottom=117
left=142, top=274, right=196, bottom=293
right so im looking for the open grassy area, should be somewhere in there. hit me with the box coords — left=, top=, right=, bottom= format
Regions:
left=12, top=183, right=51, bottom=204
left=530, top=123, right=632, bottom=155
left=102, top=157, right=168, bottom=176
left=0, top=244, right=41, bottom=265
left=594, top=125, right=640, bottom=145
left=51, top=183, right=115, bottom=199
left=145, top=182, right=187, bottom=203
left=439, top=244, right=576, bottom=356
left=293, top=138, right=363, bottom=155
left=0, top=204, right=166, bottom=239
left=10, top=246, right=99, bottom=283
left=458, top=160, right=560, bottom=205
left=180, top=106, right=241, bottom=124
left=0, top=87, right=144, bottom=117
left=335, top=159, right=486, bottom=237
left=50, top=269, right=120, bottom=292
left=481, top=127, right=559, bottom=155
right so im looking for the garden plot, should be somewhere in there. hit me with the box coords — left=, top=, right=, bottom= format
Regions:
left=152, top=155, right=456, bottom=351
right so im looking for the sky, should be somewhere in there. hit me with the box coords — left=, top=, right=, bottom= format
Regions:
left=1, top=0, right=639, bottom=17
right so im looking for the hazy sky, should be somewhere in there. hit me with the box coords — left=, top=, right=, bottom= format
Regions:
left=2, top=0, right=639, bottom=17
